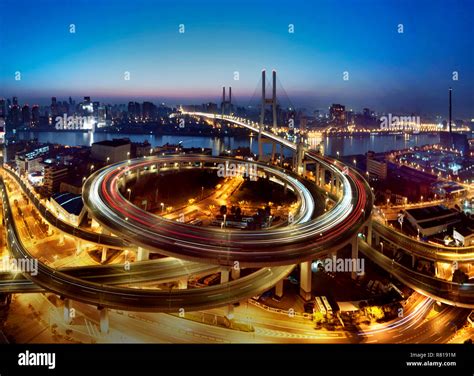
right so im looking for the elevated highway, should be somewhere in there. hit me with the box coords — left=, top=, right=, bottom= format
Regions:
left=359, top=240, right=474, bottom=309
left=1, top=177, right=294, bottom=312
left=83, top=154, right=372, bottom=266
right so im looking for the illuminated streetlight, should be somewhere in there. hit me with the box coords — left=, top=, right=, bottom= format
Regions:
left=161, top=202, right=164, bottom=214
left=127, top=188, right=131, bottom=201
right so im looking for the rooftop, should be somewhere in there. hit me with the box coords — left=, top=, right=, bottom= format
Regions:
left=93, top=139, right=130, bottom=147
left=454, top=226, right=474, bottom=237
left=51, top=192, right=84, bottom=216
left=405, top=205, right=457, bottom=221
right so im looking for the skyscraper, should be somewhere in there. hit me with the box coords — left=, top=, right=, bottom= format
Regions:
left=21, top=105, right=31, bottom=125
left=0, top=99, right=6, bottom=118
left=32, top=105, right=40, bottom=125
left=51, top=97, right=58, bottom=117
left=329, top=104, right=346, bottom=126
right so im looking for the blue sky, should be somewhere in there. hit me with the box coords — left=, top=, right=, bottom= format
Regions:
left=0, top=0, right=473, bottom=117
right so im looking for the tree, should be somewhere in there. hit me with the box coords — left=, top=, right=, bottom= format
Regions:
left=220, top=205, right=227, bottom=216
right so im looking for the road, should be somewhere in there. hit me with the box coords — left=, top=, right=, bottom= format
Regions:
left=359, top=240, right=474, bottom=308
left=83, top=154, right=372, bottom=266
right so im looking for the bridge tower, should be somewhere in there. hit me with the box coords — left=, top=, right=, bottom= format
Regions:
left=258, top=69, right=278, bottom=160
left=221, top=86, right=232, bottom=116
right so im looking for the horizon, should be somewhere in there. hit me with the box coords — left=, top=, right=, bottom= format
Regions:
left=1, top=0, right=473, bottom=117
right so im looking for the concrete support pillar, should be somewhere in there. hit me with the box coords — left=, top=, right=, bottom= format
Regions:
left=75, top=239, right=83, bottom=256
left=220, top=269, right=230, bottom=284
left=178, top=278, right=188, bottom=289
left=321, top=168, right=325, bottom=188
left=351, top=237, right=359, bottom=280
left=275, top=279, right=284, bottom=298
left=295, top=141, right=305, bottom=175
left=271, top=142, right=276, bottom=162
left=226, top=304, right=234, bottom=319
left=280, top=145, right=284, bottom=166
left=63, top=298, right=72, bottom=325
left=299, top=261, right=312, bottom=301
left=101, top=248, right=108, bottom=263
left=411, top=255, right=417, bottom=269
left=58, top=232, right=65, bottom=245
left=367, top=222, right=373, bottom=246
left=99, top=307, right=109, bottom=334
left=91, top=218, right=100, bottom=230
left=136, top=247, right=149, bottom=261
left=315, top=163, right=320, bottom=186
left=329, top=172, right=334, bottom=193
left=375, top=233, right=380, bottom=247
left=231, top=267, right=240, bottom=280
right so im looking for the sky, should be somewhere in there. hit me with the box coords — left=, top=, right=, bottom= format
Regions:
left=0, top=0, right=473, bottom=117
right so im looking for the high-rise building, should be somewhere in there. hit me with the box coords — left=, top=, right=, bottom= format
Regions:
left=366, top=151, right=387, bottom=180
left=43, top=165, right=69, bottom=195
left=31, top=105, right=40, bottom=125
left=91, top=139, right=131, bottom=163
left=21, top=105, right=31, bottom=125
left=0, top=99, right=6, bottom=118
left=12, top=97, right=18, bottom=106
left=329, top=104, right=346, bottom=126
left=51, top=97, right=58, bottom=117
left=9, top=104, right=20, bottom=126
left=142, top=101, right=157, bottom=121
left=128, top=102, right=141, bottom=120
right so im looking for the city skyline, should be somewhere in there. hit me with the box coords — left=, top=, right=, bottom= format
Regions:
left=0, top=0, right=473, bottom=117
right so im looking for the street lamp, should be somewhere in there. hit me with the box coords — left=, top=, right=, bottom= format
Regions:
left=106, top=157, right=110, bottom=164
left=127, top=188, right=131, bottom=201
left=161, top=202, right=164, bottom=214
left=380, top=241, right=384, bottom=254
